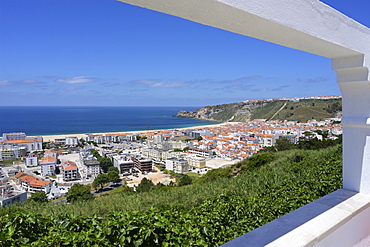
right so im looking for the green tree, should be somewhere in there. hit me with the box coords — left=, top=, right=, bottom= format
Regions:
left=136, top=136, right=147, bottom=141
left=136, top=177, right=155, bottom=193
left=92, top=174, right=109, bottom=190
left=177, top=174, right=193, bottom=186
left=196, top=136, right=203, bottom=141
left=121, top=185, right=135, bottom=195
left=274, top=138, right=296, bottom=151
left=66, top=184, right=94, bottom=203
left=107, top=167, right=120, bottom=183
left=28, top=191, right=48, bottom=203
left=245, top=152, right=274, bottom=170
left=90, top=149, right=113, bottom=173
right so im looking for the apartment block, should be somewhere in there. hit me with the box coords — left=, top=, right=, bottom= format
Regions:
left=61, top=161, right=79, bottom=181
left=40, top=156, right=56, bottom=176
left=25, top=154, right=38, bottom=167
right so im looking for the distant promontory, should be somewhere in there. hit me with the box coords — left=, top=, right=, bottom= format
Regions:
left=177, top=96, right=342, bottom=123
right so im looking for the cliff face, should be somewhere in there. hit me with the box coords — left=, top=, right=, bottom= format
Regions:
left=177, top=101, right=268, bottom=122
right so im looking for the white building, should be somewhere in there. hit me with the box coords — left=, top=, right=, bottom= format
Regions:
left=142, top=147, right=162, bottom=161
left=25, top=154, right=38, bottom=167
left=61, top=161, right=79, bottom=181
left=0, top=147, right=26, bottom=160
left=0, top=138, right=43, bottom=152
left=48, top=183, right=72, bottom=200
left=66, top=137, right=79, bottom=146
left=187, top=147, right=213, bottom=158
left=165, top=158, right=189, bottom=173
left=84, top=159, right=101, bottom=178
left=2, top=132, right=27, bottom=141
left=15, top=172, right=53, bottom=194
left=186, top=156, right=206, bottom=169
left=40, top=156, right=56, bottom=176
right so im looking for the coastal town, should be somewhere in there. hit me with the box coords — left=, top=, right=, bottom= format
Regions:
left=0, top=111, right=342, bottom=206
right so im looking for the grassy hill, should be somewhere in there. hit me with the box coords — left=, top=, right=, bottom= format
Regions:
left=177, top=98, right=342, bottom=122
left=0, top=143, right=342, bottom=246
left=251, top=98, right=342, bottom=122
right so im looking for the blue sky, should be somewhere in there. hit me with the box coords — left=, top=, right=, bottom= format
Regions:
left=0, top=0, right=369, bottom=107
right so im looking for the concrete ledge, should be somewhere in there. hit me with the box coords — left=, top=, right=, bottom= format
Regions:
left=222, top=189, right=370, bottom=247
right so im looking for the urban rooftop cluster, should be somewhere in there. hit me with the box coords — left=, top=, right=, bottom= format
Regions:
left=0, top=114, right=342, bottom=205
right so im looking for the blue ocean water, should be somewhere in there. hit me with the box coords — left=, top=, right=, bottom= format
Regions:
left=0, top=106, right=217, bottom=136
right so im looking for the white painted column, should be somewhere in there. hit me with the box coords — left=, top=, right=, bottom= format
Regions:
left=334, top=55, right=370, bottom=193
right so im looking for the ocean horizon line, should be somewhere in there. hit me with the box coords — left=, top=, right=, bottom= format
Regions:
left=0, top=106, right=218, bottom=137
left=0, top=105, right=202, bottom=108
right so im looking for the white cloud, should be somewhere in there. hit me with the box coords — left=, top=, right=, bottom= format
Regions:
left=56, top=76, right=97, bottom=84
left=131, top=79, right=188, bottom=88
left=151, top=81, right=188, bottom=88
left=131, top=79, right=157, bottom=86
left=252, top=88, right=269, bottom=92
left=22, top=79, right=38, bottom=84
left=0, top=80, right=11, bottom=85
left=130, top=75, right=262, bottom=90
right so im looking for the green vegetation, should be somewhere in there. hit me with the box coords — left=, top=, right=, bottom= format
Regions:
left=262, top=135, right=342, bottom=153
left=1, top=158, right=22, bottom=166
left=66, top=184, right=94, bottom=203
left=92, top=174, right=109, bottom=190
left=251, top=99, right=342, bottom=122
left=210, top=102, right=243, bottom=121
left=136, top=177, right=155, bottom=193
left=136, top=136, right=148, bottom=141
left=86, top=141, right=98, bottom=146
left=107, top=167, right=120, bottom=184
left=184, top=172, right=200, bottom=179
left=181, top=98, right=342, bottom=122
left=0, top=143, right=342, bottom=246
left=28, top=192, right=48, bottom=203
left=250, top=101, right=286, bottom=120
left=90, top=149, right=113, bottom=173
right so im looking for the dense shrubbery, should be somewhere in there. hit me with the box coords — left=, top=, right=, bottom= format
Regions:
left=0, top=145, right=342, bottom=246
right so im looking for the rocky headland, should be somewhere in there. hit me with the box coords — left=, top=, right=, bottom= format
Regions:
left=177, top=97, right=342, bottom=123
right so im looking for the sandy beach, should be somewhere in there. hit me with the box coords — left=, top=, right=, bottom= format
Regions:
left=34, top=122, right=242, bottom=142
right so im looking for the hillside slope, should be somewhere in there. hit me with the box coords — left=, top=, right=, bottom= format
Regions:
left=0, top=144, right=342, bottom=246
left=177, top=98, right=342, bottom=122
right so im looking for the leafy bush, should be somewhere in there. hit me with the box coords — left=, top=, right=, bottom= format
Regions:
left=0, top=145, right=342, bottom=246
